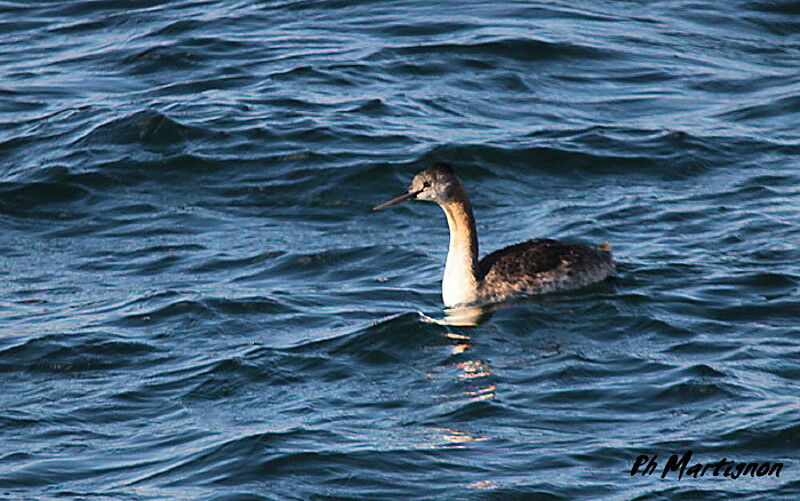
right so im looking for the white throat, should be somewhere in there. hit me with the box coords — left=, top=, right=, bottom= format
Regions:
left=440, top=201, right=479, bottom=307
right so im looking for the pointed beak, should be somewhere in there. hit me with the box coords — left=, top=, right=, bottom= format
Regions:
left=372, top=189, right=421, bottom=210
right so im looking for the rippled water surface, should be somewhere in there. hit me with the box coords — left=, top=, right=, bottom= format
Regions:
left=2, top=1, right=799, bottom=499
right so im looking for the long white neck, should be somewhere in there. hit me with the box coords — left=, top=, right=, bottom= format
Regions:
left=440, top=199, right=480, bottom=307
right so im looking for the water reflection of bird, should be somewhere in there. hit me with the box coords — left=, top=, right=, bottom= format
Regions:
left=374, top=163, right=614, bottom=308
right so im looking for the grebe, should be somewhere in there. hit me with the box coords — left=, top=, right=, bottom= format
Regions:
left=373, top=163, right=614, bottom=308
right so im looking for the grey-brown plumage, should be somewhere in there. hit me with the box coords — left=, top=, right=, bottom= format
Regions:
left=476, top=238, right=613, bottom=305
left=373, top=163, right=614, bottom=307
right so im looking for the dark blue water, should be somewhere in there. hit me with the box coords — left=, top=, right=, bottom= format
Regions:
left=2, top=1, right=799, bottom=499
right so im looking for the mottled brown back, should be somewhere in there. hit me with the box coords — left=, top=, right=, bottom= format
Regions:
left=478, top=238, right=612, bottom=283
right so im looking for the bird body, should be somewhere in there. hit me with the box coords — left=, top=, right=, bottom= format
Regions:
left=374, top=163, right=614, bottom=308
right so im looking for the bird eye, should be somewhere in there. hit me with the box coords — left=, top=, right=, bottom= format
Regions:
left=423, top=181, right=431, bottom=188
